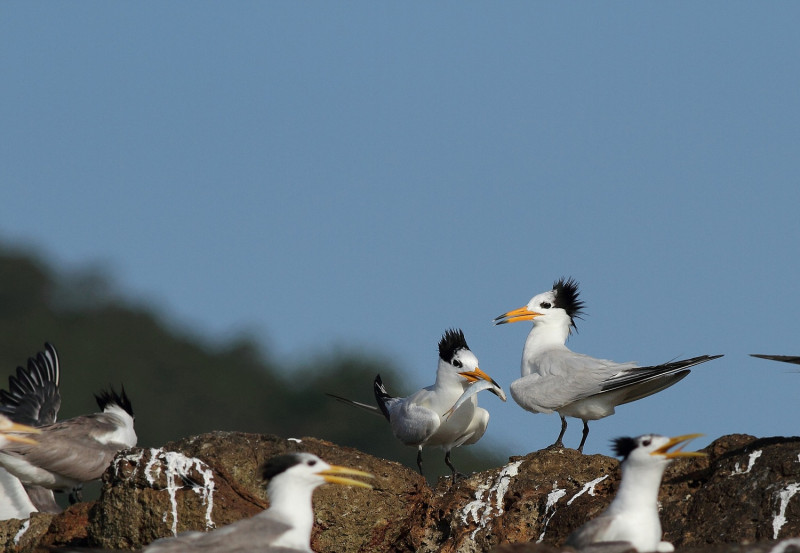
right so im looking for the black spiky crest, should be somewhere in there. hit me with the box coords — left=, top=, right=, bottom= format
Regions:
left=438, top=328, right=470, bottom=363
left=611, top=436, right=639, bottom=460
left=94, top=385, right=134, bottom=417
left=552, top=277, right=586, bottom=330
left=259, top=453, right=307, bottom=481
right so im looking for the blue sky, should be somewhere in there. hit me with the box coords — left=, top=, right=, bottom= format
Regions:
left=2, top=4, right=799, bottom=459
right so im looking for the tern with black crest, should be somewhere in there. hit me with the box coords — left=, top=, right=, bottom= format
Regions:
left=566, top=433, right=706, bottom=552
left=494, top=277, right=722, bottom=452
left=328, top=328, right=506, bottom=477
left=0, top=384, right=136, bottom=500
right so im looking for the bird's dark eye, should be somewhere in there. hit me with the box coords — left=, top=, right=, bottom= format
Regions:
left=306, top=460, right=317, bottom=466
left=540, top=302, right=551, bottom=309
left=642, top=439, right=651, bottom=447
left=453, top=359, right=463, bottom=368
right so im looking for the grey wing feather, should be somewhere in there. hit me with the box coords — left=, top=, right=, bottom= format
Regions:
left=1, top=413, right=128, bottom=482
left=600, top=354, right=722, bottom=394
left=0, top=343, right=61, bottom=426
left=24, top=484, right=62, bottom=512
left=564, top=515, right=631, bottom=550
left=387, top=400, right=440, bottom=446
left=144, top=513, right=292, bottom=552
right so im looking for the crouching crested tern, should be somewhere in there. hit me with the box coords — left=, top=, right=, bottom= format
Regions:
left=328, top=328, right=506, bottom=477
left=494, top=277, right=722, bottom=452
left=566, top=433, right=705, bottom=552
left=137, top=453, right=372, bottom=553
left=0, top=385, right=136, bottom=497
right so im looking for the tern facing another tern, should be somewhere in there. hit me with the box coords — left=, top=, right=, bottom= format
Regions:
left=494, top=277, right=722, bottom=452
left=136, top=453, right=372, bottom=553
left=565, top=433, right=706, bottom=552
left=328, top=329, right=506, bottom=477
left=0, top=385, right=136, bottom=500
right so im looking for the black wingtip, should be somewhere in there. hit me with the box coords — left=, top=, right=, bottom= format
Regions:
left=373, top=374, right=392, bottom=421
left=94, top=385, right=134, bottom=417
left=750, top=354, right=800, bottom=365
left=0, top=342, right=62, bottom=426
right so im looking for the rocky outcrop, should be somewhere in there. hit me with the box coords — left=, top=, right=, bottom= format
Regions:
left=1, top=433, right=799, bottom=552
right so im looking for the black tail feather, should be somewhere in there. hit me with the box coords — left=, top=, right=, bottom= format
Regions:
left=373, top=374, right=392, bottom=421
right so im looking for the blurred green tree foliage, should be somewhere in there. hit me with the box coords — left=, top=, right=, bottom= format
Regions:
left=0, top=244, right=504, bottom=481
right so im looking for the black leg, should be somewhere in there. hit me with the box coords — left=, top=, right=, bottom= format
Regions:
left=444, top=450, right=465, bottom=483
left=416, top=448, right=424, bottom=475
left=549, top=415, right=568, bottom=448
left=69, top=484, right=83, bottom=504
left=577, top=420, right=590, bottom=453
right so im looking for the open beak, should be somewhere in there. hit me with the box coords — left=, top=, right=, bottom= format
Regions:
left=459, top=367, right=507, bottom=401
left=0, top=421, right=41, bottom=445
left=652, top=433, right=707, bottom=459
left=493, top=306, right=542, bottom=325
left=319, top=465, right=374, bottom=489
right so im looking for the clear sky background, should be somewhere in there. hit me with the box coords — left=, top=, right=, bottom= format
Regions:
left=2, top=4, right=799, bottom=460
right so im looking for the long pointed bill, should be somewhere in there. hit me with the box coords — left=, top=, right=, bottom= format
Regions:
left=493, top=306, right=542, bottom=325
left=320, top=465, right=374, bottom=489
left=458, top=367, right=506, bottom=400
left=0, top=419, right=41, bottom=445
left=653, top=433, right=707, bottom=459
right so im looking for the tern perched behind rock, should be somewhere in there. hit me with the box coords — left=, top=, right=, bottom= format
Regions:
left=135, top=452, right=373, bottom=553
left=566, top=433, right=705, bottom=552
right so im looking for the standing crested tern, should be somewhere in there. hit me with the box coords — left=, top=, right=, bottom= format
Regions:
left=0, top=342, right=62, bottom=518
left=566, top=433, right=705, bottom=552
left=0, top=385, right=136, bottom=500
left=138, top=453, right=372, bottom=553
left=751, top=354, right=800, bottom=365
left=494, top=277, right=722, bottom=452
left=329, top=329, right=506, bottom=477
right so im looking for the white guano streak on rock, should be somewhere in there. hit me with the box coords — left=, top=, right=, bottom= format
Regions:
left=13, top=519, right=30, bottom=545
left=161, top=450, right=216, bottom=533
left=772, top=482, right=800, bottom=539
left=537, top=482, right=567, bottom=543
left=460, top=460, right=523, bottom=540
left=567, top=475, right=608, bottom=506
left=731, top=450, right=762, bottom=476
left=116, top=448, right=216, bottom=536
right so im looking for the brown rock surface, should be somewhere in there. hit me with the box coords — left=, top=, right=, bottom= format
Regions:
left=2, top=432, right=799, bottom=552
